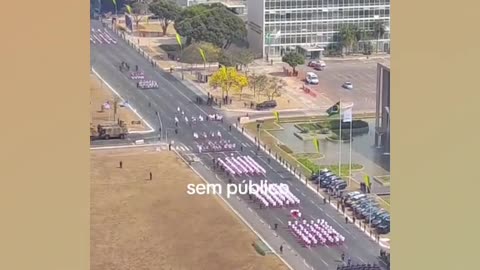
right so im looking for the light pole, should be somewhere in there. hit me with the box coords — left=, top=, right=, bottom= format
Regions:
left=155, top=111, right=164, bottom=141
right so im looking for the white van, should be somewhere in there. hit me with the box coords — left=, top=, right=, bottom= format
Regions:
left=306, top=72, right=319, bottom=85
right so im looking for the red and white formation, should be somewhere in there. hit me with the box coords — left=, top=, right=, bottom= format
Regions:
left=254, top=183, right=300, bottom=208
left=90, top=28, right=117, bottom=45
left=130, top=72, right=145, bottom=80
left=137, top=80, right=158, bottom=89
left=288, top=219, right=345, bottom=247
left=217, top=155, right=266, bottom=176
left=196, top=140, right=236, bottom=153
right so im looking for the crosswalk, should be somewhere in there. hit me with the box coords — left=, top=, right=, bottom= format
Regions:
left=90, top=28, right=117, bottom=45
left=174, top=143, right=194, bottom=152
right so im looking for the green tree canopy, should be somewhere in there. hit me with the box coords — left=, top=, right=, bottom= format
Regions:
left=174, top=3, right=247, bottom=49
left=129, top=0, right=149, bottom=27
left=149, top=0, right=181, bottom=35
left=219, top=46, right=254, bottom=69
left=281, top=52, right=305, bottom=72
left=180, top=42, right=221, bottom=64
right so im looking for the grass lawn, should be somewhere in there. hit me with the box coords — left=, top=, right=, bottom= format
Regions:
left=297, top=158, right=363, bottom=176
left=377, top=195, right=391, bottom=212
left=91, top=148, right=288, bottom=270
left=293, top=153, right=324, bottom=160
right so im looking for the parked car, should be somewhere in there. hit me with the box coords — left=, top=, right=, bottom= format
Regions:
left=255, top=100, right=277, bottom=110
left=377, top=222, right=390, bottom=234
left=358, top=206, right=381, bottom=219
left=307, top=60, right=321, bottom=67
left=321, top=177, right=342, bottom=188
left=371, top=213, right=390, bottom=227
left=353, top=200, right=379, bottom=212
left=346, top=191, right=361, bottom=199
left=333, top=181, right=348, bottom=191
left=365, top=209, right=387, bottom=223
left=346, top=194, right=367, bottom=206
left=343, top=81, right=353, bottom=89
left=306, top=72, right=319, bottom=85
left=313, top=61, right=326, bottom=70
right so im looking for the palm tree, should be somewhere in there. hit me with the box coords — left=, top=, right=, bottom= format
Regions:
left=373, top=21, right=386, bottom=54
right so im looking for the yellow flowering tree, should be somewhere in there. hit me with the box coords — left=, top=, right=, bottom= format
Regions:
left=209, top=66, right=248, bottom=101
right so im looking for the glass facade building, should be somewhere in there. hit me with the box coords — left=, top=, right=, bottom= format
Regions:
left=247, top=0, right=390, bottom=58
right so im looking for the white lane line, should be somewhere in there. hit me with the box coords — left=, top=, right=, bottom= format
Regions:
left=301, top=192, right=306, bottom=197
left=319, top=257, right=329, bottom=267
left=275, top=217, right=285, bottom=225
left=172, top=151, right=294, bottom=270
left=248, top=207, right=253, bottom=212
left=91, top=68, right=155, bottom=134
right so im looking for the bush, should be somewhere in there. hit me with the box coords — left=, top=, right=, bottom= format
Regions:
left=298, top=158, right=320, bottom=174
left=329, top=119, right=369, bottom=130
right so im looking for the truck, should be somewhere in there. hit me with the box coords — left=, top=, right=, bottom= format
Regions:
left=90, top=122, right=128, bottom=140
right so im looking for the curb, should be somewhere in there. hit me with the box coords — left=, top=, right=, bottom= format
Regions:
left=91, top=69, right=155, bottom=134
left=236, top=123, right=391, bottom=250
left=173, top=149, right=296, bottom=270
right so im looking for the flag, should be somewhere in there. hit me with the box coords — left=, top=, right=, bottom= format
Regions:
left=313, top=138, right=320, bottom=153
left=364, top=175, right=371, bottom=188
left=274, top=30, right=281, bottom=38
left=112, top=0, right=117, bottom=6
left=125, top=4, right=132, bottom=14
left=343, top=107, right=353, bottom=123
left=326, top=101, right=340, bottom=116
left=273, top=111, right=279, bottom=122
left=175, top=33, right=183, bottom=48
left=199, top=48, right=207, bottom=63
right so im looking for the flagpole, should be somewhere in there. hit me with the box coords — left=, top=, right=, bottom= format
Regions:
left=349, top=111, right=353, bottom=186
left=338, top=100, right=342, bottom=177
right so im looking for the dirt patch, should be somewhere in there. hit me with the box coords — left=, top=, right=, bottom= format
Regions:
left=91, top=148, right=288, bottom=270
left=90, top=74, right=148, bottom=132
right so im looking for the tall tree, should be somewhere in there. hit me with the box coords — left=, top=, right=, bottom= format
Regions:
left=148, top=0, right=181, bottom=35
left=180, top=42, right=221, bottom=65
left=281, top=52, right=305, bottom=73
left=128, top=0, right=150, bottom=28
left=248, top=73, right=268, bottom=99
left=338, top=25, right=356, bottom=54
left=373, top=21, right=387, bottom=53
left=209, top=66, right=248, bottom=100
left=175, top=3, right=247, bottom=49
left=260, top=77, right=286, bottom=101
left=219, top=46, right=255, bottom=71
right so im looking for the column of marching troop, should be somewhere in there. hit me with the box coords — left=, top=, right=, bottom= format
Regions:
left=288, top=218, right=346, bottom=247
left=253, top=183, right=301, bottom=208
left=216, top=155, right=266, bottom=176
left=194, top=131, right=236, bottom=152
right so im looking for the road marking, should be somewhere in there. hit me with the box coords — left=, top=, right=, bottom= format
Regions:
left=319, top=257, right=329, bottom=267
left=92, top=68, right=155, bottom=134
left=275, top=217, right=285, bottom=225
left=248, top=207, right=253, bottom=212
left=171, top=150, right=294, bottom=270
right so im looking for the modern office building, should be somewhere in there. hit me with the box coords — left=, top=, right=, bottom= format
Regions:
left=375, top=62, right=390, bottom=155
left=247, top=0, right=390, bottom=59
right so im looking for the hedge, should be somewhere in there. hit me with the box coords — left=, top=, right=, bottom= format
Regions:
left=329, top=120, right=369, bottom=130
left=278, top=144, right=294, bottom=154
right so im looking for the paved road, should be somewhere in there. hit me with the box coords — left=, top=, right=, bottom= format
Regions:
left=90, top=20, right=383, bottom=270
left=298, top=60, right=386, bottom=112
